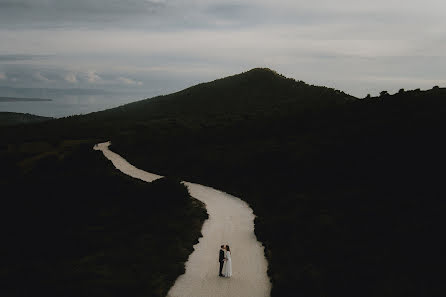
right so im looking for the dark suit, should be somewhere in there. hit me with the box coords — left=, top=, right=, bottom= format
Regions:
left=219, top=249, right=225, bottom=276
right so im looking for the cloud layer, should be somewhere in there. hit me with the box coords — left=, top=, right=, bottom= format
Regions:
left=0, top=0, right=445, bottom=98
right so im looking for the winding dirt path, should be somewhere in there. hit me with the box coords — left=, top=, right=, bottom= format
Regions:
left=94, top=141, right=271, bottom=297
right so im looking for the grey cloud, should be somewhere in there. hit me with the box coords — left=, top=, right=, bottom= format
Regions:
left=0, top=0, right=168, bottom=28
left=0, top=0, right=444, bottom=31
left=0, top=0, right=445, bottom=105
left=0, top=0, right=166, bottom=13
left=0, top=67, right=60, bottom=87
left=0, top=54, right=48, bottom=62
left=0, top=63, right=172, bottom=95
left=0, top=86, right=109, bottom=98
left=205, top=3, right=251, bottom=18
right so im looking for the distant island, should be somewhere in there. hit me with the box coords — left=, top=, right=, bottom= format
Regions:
left=0, top=97, right=53, bottom=102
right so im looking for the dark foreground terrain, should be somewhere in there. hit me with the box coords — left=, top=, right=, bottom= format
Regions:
left=1, top=68, right=445, bottom=296
left=0, top=141, right=207, bottom=297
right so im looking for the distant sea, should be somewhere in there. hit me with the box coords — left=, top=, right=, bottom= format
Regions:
left=0, top=89, right=151, bottom=118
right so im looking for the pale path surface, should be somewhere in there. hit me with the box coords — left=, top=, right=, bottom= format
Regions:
left=94, top=142, right=162, bottom=182
left=94, top=141, right=271, bottom=297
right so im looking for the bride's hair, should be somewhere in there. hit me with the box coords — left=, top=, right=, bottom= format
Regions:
left=226, top=245, right=230, bottom=252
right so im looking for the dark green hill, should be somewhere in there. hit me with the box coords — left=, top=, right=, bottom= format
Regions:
left=105, top=70, right=446, bottom=297
left=0, top=111, right=52, bottom=126
left=91, top=68, right=354, bottom=122
left=1, top=68, right=445, bottom=297
left=1, top=68, right=355, bottom=143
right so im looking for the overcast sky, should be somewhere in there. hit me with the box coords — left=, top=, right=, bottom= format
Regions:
left=1, top=0, right=445, bottom=99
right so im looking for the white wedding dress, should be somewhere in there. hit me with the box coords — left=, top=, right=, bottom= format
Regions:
left=223, top=250, right=232, bottom=277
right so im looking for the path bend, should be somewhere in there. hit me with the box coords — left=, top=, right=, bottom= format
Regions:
left=94, top=141, right=271, bottom=297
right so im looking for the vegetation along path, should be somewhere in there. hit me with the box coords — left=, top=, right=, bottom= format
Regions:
left=94, top=141, right=271, bottom=297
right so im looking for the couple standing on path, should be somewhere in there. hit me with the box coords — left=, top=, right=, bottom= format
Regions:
left=218, top=245, right=232, bottom=277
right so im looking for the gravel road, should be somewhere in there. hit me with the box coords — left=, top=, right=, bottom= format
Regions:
left=94, top=141, right=271, bottom=297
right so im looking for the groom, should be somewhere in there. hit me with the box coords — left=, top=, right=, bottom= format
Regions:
left=218, top=245, right=226, bottom=277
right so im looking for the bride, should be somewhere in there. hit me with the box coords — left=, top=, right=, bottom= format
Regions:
left=223, top=245, right=232, bottom=277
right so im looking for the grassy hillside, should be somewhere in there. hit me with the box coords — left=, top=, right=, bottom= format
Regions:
left=0, top=140, right=207, bottom=297
left=0, top=111, right=52, bottom=126
left=106, top=70, right=446, bottom=297
left=1, top=68, right=445, bottom=296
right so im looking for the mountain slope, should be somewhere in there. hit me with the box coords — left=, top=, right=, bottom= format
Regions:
left=0, top=112, right=52, bottom=126
left=104, top=70, right=446, bottom=297
left=1, top=68, right=445, bottom=297
left=89, top=68, right=354, bottom=121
